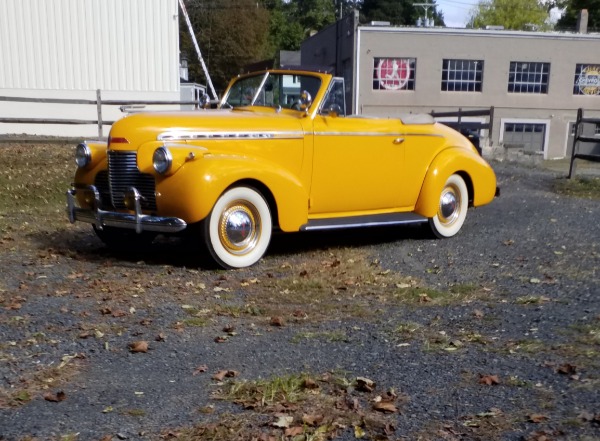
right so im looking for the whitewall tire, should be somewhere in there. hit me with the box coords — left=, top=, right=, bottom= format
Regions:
left=429, top=174, right=468, bottom=238
left=204, top=186, right=272, bottom=269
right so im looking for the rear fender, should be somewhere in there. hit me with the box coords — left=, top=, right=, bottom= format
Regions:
left=414, top=147, right=496, bottom=218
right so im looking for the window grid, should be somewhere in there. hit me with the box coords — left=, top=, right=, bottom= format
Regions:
left=508, top=62, right=550, bottom=94
left=372, top=58, right=416, bottom=91
left=441, top=59, right=483, bottom=92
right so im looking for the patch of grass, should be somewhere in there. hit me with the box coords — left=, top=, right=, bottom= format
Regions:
left=181, top=317, right=209, bottom=327
left=225, top=373, right=312, bottom=407
left=121, top=408, right=146, bottom=417
left=0, top=144, right=74, bottom=231
left=291, top=331, right=349, bottom=343
left=0, top=354, right=83, bottom=408
left=554, top=176, right=600, bottom=199
left=516, top=295, right=551, bottom=305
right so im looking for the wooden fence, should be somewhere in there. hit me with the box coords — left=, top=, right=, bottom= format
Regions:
left=430, top=107, right=494, bottom=155
left=568, top=108, right=600, bottom=178
left=0, top=91, right=201, bottom=139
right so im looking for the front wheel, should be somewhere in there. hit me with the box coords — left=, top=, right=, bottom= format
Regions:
left=428, top=174, right=468, bottom=238
left=203, top=186, right=272, bottom=269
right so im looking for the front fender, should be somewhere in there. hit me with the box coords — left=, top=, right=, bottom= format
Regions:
left=414, top=147, right=497, bottom=218
left=153, top=153, right=309, bottom=231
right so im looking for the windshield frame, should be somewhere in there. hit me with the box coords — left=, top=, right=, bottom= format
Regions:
left=221, top=71, right=323, bottom=111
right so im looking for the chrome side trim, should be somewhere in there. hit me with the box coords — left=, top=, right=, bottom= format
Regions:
left=67, top=188, right=187, bottom=234
left=158, top=131, right=304, bottom=141
left=301, top=212, right=427, bottom=231
left=314, top=132, right=444, bottom=138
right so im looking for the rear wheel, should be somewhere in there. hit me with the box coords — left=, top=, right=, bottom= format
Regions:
left=93, top=225, right=156, bottom=249
left=203, top=186, right=272, bottom=269
left=429, top=174, right=468, bottom=238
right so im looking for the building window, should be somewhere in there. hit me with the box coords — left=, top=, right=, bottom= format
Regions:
left=508, top=62, right=550, bottom=94
left=596, top=123, right=600, bottom=136
left=573, top=64, right=600, bottom=96
left=373, top=58, right=416, bottom=91
left=441, top=59, right=483, bottom=92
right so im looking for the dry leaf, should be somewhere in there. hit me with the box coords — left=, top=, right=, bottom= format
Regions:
left=270, top=316, right=285, bottom=327
left=302, top=414, right=324, bottom=426
left=557, top=363, right=577, bottom=375
left=272, top=415, right=293, bottom=428
left=302, top=378, right=318, bottom=389
left=284, top=426, right=303, bottom=436
left=373, top=401, right=397, bottom=413
left=478, top=374, right=500, bottom=385
left=529, top=414, right=549, bottom=423
left=129, top=341, right=149, bottom=353
left=193, top=365, right=208, bottom=376
left=212, top=370, right=238, bottom=381
left=356, top=376, right=376, bottom=392
left=43, top=391, right=66, bottom=402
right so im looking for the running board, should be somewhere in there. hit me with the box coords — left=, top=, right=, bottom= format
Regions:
left=301, top=212, right=428, bottom=231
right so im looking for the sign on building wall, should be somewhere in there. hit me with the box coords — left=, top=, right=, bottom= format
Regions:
left=373, top=58, right=416, bottom=91
left=573, top=64, right=600, bottom=95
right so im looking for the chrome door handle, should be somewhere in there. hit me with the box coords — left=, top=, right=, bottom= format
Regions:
left=393, top=138, right=405, bottom=145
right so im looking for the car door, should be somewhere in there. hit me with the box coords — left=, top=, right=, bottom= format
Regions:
left=309, top=114, right=407, bottom=215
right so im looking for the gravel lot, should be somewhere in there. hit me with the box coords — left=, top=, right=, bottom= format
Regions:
left=0, top=147, right=599, bottom=441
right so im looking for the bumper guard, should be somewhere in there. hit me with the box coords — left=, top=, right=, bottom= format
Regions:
left=66, top=185, right=187, bottom=234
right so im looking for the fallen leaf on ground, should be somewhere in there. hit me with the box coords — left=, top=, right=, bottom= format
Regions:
left=302, top=414, right=324, bottom=426
left=284, top=426, right=303, bottom=436
left=43, top=391, right=66, bottom=402
left=272, top=415, right=293, bottom=428
left=270, top=316, right=285, bottom=327
left=193, top=365, right=208, bottom=376
left=478, top=374, right=500, bottom=385
left=373, top=401, right=397, bottom=413
left=129, top=341, right=149, bottom=353
left=529, top=414, right=549, bottom=423
left=356, top=376, right=376, bottom=392
left=557, top=363, right=576, bottom=375
left=212, top=370, right=238, bottom=381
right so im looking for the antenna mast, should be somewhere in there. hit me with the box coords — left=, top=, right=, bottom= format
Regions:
left=178, top=0, right=218, bottom=100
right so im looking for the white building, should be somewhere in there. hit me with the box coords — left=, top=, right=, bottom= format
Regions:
left=0, top=0, right=182, bottom=138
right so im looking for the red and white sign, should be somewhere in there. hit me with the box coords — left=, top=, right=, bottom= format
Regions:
left=376, top=58, right=411, bottom=90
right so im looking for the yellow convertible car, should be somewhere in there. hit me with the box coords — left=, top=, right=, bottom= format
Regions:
left=67, top=68, right=497, bottom=268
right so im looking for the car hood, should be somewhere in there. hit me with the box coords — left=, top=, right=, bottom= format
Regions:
left=108, top=109, right=306, bottom=148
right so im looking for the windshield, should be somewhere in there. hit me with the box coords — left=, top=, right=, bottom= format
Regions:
left=223, top=72, right=322, bottom=110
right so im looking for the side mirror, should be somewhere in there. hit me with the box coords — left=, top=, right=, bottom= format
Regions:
left=299, top=90, right=312, bottom=111
left=322, top=103, right=342, bottom=118
left=198, top=93, right=211, bottom=109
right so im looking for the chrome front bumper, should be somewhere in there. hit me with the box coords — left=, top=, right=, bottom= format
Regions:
left=66, top=186, right=187, bottom=234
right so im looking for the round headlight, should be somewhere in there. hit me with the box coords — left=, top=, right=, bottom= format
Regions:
left=153, top=146, right=172, bottom=174
left=75, top=143, right=91, bottom=168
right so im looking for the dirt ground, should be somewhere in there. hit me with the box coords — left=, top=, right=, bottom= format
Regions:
left=0, top=144, right=599, bottom=441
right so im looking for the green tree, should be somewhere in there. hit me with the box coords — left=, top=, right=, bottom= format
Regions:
left=180, top=0, right=271, bottom=93
left=555, top=0, right=600, bottom=31
left=468, top=0, right=550, bottom=30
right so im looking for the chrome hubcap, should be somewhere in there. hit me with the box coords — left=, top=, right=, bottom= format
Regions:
left=439, top=186, right=460, bottom=224
left=218, top=204, right=259, bottom=254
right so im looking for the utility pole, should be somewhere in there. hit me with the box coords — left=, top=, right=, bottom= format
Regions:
left=414, top=2, right=436, bottom=27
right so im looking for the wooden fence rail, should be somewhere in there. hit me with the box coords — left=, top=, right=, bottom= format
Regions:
left=568, top=108, right=600, bottom=178
left=0, top=90, right=202, bottom=138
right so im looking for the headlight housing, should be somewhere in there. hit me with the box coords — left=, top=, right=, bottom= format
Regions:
left=153, top=146, right=172, bottom=174
left=75, top=143, right=91, bottom=168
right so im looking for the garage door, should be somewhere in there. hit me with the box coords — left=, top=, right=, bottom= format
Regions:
left=503, top=123, right=546, bottom=153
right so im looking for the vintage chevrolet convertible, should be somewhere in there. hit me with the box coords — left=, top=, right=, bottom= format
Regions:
left=67, top=68, right=497, bottom=268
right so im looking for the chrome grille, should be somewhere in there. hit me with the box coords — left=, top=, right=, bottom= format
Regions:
left=94, top=170, right=111, bottom=209
left=108, top=151, right=157, bottom=211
